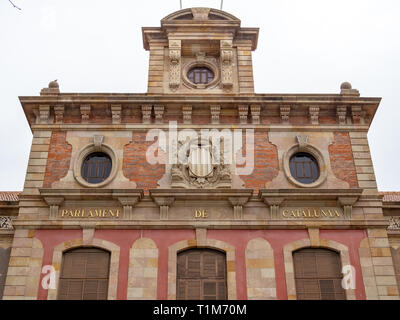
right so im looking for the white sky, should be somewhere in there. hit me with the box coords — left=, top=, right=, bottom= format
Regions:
left=0, top=0, right=399, bottom=191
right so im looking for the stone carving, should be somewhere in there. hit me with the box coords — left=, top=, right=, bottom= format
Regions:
left=38, top=105, right=50, bottom=124
left=191, top=7, right=210, bottom=20
left=154, top=105, right=164, bottom=124
left=220, top=40, right=233, bottom=89
left=238, top=105, right=248, bottom=124
left=0, top=216, right=13, bottom=229
left=111, top=104, right=122, bottom=124
left=171, top=139, right=232, bottom=189
left=250, top=105, right=261, bottom=124
left=54, top=105, right=65, bottom=124
left=388, top=217, right=400, bottom=230
left=351, top=106, right=364, bottom=124
left=80, top=104, right=91, bottom=123
left=141, top=104, right=152, bottom=124
left=93, top=135, right=104, bottom=148
left=337, top=105, right=347, bottom=125
left=210, top=105, right=221, bottom=124
left=296, top=134, right=309, bottom=151
left=280, top=105, right=290, bottom=124
left=309, top=106, right=320, bottom=125
left=182, top=105, right=192, bottom=124
left=169, top=40, right=181, bottom=91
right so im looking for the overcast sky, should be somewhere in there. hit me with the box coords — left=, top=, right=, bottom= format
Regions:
left=0, top=0, right=399, bottom=191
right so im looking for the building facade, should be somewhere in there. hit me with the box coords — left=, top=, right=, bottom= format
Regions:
left=0, top=7, right=399, bottom=300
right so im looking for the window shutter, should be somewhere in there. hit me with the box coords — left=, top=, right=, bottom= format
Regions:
left=187, top=252, right=201, bottom=278
left=187, top=280, right=201, bottom=299
left=293, top=248, right=345, bottom=300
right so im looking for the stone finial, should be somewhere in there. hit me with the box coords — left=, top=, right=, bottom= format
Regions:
left=340, top=82, right=360, bottom=96
left=40, top=79, right=60, bottom=95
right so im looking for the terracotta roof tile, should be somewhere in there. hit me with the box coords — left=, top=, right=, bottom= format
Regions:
left=380, top=192, right=400, bottom=202
left=0, top=192, right=20, bottom=202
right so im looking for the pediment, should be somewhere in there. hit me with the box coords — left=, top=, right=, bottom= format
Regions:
left=162, top=7, right=240, bottom=22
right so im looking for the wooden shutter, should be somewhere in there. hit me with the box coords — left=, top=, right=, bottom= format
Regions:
left=0, top=247, right=11, bottom=299
left=293, top=248, right=345, bottom=300
left=176, top=249, right=227, bottom=300
left=391, top=247, right=400, bottom=291
left=58, top=248, right=110, bottom=300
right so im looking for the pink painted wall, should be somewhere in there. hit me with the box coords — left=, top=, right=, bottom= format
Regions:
left=34, top=228, right=367, bottom=300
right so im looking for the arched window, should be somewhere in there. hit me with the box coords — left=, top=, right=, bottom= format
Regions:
left=187, top=67, right=214, bottom=85
left=81, top=152, right=112, bottom=184
left=293, top=248, right=345, bottom=300
left=289, top=153, right=320, bottom=184
left=58, top=247, right=110, bottom=300
left=177, top=249, right=227, bottom=300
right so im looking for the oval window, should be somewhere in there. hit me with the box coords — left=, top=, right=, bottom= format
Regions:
left=81, top=152, right=112, bottom=184
left=289, top=153, right=320, bottom=184
left=187, top=67, right=214, bottom=85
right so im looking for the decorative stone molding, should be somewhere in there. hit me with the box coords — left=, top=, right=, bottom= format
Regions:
left=182, top=105, right=192, bottom=124
left=337, top=105, right=347, bottom=125
left=220, top=40, right=233, bottom=89
left=73, top=138, right=119, bottom=188
left=42, top=196, right=64, bottom=219
left=167, top=237, right=237, bottom=300
left=38, top=105, right=50, bottom=124
left=141, top=104, right=152, bottom=124
left=111, top=104, right=122, bottom=124
left=280, top=105, right=291, bottom=124
left=191, top=7, right=210, bottom=20
left=117, top=195, right=142, bottom=220
left=54, top=105, right=65, bottom=124
left=80, top=104, right=91, bottom=123
left=169, top=40, right=181, bottom=91
left=210, top=105, right=221, bottom=124
left=154, top=105, right=164, bottom=124
left=151, top=196, right=175, bottom=220
left=337, top=197, right=358, bottom=219
left=238, top=105, right=248, bottom=124
left=388, top=217, right=400, bottom=230
left=351, top=106, right=364, bottom=124
left=47, top=237, right=120, bottom=300
left=283, top=238, right=355, bottom=300
left=0, top=216, right=13, bottom=230
left=228, top=197, right=250, bottom=220
left=262, top=197, right=284, bottom=219
left=309, top=106, right=320, bottom=125
left=250, top=105, right=261, bottom=124
left=282, top=135, right=328, bottom=188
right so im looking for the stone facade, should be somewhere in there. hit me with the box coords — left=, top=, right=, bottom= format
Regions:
left=0, top=7, right=399, bottom=300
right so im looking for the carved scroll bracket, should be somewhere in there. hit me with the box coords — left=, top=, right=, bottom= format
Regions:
left=169, top=40, right=181, bottom=91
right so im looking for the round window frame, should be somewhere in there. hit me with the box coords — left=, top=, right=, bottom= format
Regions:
left=283, top=144, right=327, bottom=188
left=182, top=61, right=220, bottom=89
left=73, top=144, right=118, bottom=188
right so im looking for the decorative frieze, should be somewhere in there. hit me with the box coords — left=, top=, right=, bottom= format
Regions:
left=0, top=216, right=13, bottom=229
left=309, top=106, right=320, bottom=125
left=280, top=105, right=290, bottom=124
left=54, top=105, right=65, bottom=124
left=141, top=104, right=152, bottom=124
left=250, top=105, right=261, bottom=124
left=80, top=104, right=91, bottom=123
left=388, top=217, right=400, bottom=230
left=210, top=105, right=221, bottom=124
left=154, top=105, right=165, bottom=124
left=238, top=105, right=248, bottom=124
left=228, top=197, right=250, bottom=220
left=337, top=105, right=347, bottom=125
left=182, top=105, right=192, bottom=124
left=169, top=40, right=181, bottom=91
left=111, top=104, right=122, bottom=124
left=220, top=40, right=233, bottom=89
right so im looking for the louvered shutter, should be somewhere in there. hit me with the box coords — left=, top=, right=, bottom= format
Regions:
left=176, top=249, right=227, bottom=300
left=293, top=248, right=345, bottom=300
left=58, top=248, right=110, bottom=300
left=0, top=248, right=11, bottom=299
left=391, top=247, right=400, bottom=291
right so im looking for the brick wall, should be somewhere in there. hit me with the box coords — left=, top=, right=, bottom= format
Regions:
left=329, top=132, right=358, bottom=188
left=239, top=131, right=279, bottom=192
left=43, top=131, right=72, bottom=188
left=123, top=132, right=165, bottom=192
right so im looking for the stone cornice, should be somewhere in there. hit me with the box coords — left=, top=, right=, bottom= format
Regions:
left=149, top=188, right=253, bottom=201
left=39, top=188, right=144, bottom=201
